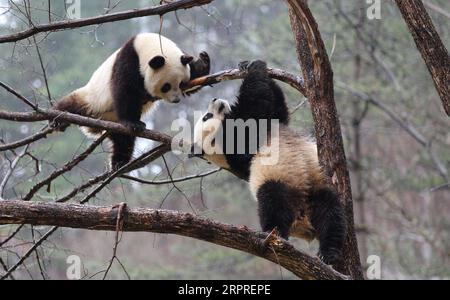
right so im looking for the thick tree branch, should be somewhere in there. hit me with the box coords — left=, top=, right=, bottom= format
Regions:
left=186, top=67, right=306, bottom=97
left=0, top=200, right=347, bottom=280
left=0, top=0, right=213, bottom=44
left=0, top=67, right=304, bottom=147
left=395, top=0, right=450, bottom=117
left=286, top=0, right=363, bottom=279
left=0, top=109, right=173, bottom=145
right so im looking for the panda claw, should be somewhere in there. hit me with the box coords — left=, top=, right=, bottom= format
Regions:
left=199, top=51, right=210, bottom=63
left=238, top=60, right=250, bottom=71
left=317, top=248, right=341, bottom=265
left=246, top=60, right=267, bottom=73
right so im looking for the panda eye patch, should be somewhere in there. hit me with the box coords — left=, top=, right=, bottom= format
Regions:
left=161, top=83, right=171, bottom=93
left=203, top=112, right=213, bottom=122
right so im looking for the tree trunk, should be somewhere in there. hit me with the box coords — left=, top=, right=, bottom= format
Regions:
left=395, top=0, right=450, bottom=117
left=286, top=0, right=364, bottom=279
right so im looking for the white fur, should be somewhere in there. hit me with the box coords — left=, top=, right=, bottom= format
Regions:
left=193, top=99, right=231, bottom=147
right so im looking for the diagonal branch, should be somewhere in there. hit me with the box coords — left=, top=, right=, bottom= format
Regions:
left=0, top=126, right=54, bottom=152
left=22, top=132, right=109, bottom=201
left=0, top=200, right=348, bottom=280
left=0, top=109, right=173, bottom=145
left=395, top=0, right=450, bottom=117
left=0, top=0, right=214, bottom=44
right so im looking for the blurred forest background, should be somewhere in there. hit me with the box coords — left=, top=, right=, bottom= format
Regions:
left=0, top=0, right=449, bottom=279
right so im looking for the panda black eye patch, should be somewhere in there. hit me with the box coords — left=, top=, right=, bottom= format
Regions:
left=161, top=83, right=171, bottom=93
left=203, top=112, right=213, bottom=122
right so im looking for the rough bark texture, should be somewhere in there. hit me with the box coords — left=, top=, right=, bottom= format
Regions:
left=395, top=0, right=450, bottom=117
left=0, top=0, right=213, bottom=44
left=0, top=200, right=347, bottom=280
left=0, top=109, right=173, bottom=145
left=286, top=0, right=364, bottom=279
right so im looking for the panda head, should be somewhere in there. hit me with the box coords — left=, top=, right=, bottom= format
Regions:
left=192, top=98, right=231, bottom=156
left=134, top=33, right=193, bottom=103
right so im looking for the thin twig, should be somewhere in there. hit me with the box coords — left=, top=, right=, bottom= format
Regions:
left=23, top=132, right=108, bottom=201
left=0, top=126, right=54, bottom=152
left=0, top=226, right=58, bottom=280
left=121, top=168, right=221, bottom=185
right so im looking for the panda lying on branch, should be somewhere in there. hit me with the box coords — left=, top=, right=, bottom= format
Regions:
left=54, top=33, right=210, bottom=170
left=191, top=60, right=346, bottom=265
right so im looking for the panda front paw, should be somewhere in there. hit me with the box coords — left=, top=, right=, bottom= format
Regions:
left=238, top=60, right=267, bottom=75
left=121, top=120, right=146, bottom=132
left=247, top=60, right=267, bottom=73
left=199, top=51, right=210, bottom=65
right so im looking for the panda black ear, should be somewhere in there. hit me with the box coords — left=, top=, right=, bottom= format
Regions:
left=181, top=55, right=193, bottom=66
left=149, top=56, right=165, bottom=69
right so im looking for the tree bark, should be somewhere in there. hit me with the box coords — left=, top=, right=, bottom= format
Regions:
left=395, top=0, right=450, bottom=117
left=0, top=0, right=214, bottom=44
left=286, top=0, right=364, bottom=279
left=0, top=200, right=347, bottom=280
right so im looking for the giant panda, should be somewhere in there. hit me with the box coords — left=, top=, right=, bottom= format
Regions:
left=54, top=33, right=210, bottom=170
left=191, top=60, right=346, bottom=264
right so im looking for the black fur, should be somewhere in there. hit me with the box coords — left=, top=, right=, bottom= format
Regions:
left=256, top=180, right=296, bottom=239
left=221, top=60, right=290, bottom=179
left=309, top=187, right=347, bottom=265
left=109, top=37, right=151, bottom=169
left=189, top=51, right=210, bottom=79
left=149, top=55, right=165, bottom=69
left=180, top=54, right=194, bottom=66
left=109, top=133, right=136, bottom=170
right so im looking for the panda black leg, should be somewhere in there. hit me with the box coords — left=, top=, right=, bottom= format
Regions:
left=309, top=187, right=347, bottom=265
left=256, top=180, right=295, bottom=240
left=109, top=133, right=136, bottom=171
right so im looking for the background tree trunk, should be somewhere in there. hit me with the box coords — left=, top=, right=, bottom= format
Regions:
left=395, top=0, right=450, bottom=117
left=286, top=0, right=364, bottom=279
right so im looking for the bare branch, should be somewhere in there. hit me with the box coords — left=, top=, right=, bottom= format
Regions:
left=121, top=168, right=221, bottom=185
left=22, top=132, right=109, bottom=201
left=0, top=126, right=54, bottom=152
left=336, top=81, right=449, bottom=181
left=0, top=200, right=348, bottom=280
left=0, top=0, right=214, bottom=44
left=0, top=145, right=29, bottom=199
left=0, top=109, right=173, bottom=145
left=0, top=66, right=303, bottom=147
left=0, top=225, right=58, bottom=280
left=0, top=81, right=37, bottom=110
left=186, top=67, right=306, bottom=97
